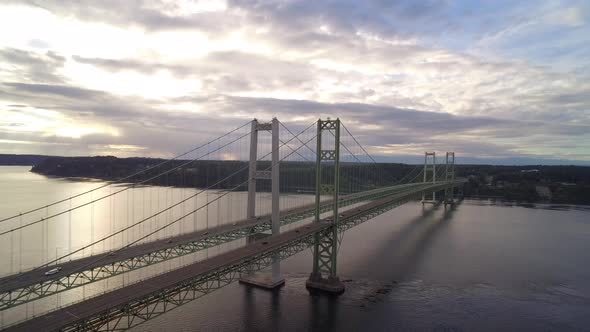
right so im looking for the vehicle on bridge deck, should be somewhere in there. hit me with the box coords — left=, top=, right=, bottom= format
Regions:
left=43, top=267, right=61, bottom=276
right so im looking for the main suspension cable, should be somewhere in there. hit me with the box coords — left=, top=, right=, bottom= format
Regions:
left=0, top=128, right=253, bottom=235
left=16, top=130, right=319, bottom=291
left=17, top=121, right=318, bottom=275
left=0, top=121, right=252, bottom=224
left=333, top=123, right=423, bottom=187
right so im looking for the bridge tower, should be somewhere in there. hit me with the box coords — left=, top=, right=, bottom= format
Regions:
left=306, top=118, right=345, bottom=294
left=422, top=152, right=437, bottom=204
left=444, top=152, right=455, bottom=206
left=240, top=118, right=285, bottom=289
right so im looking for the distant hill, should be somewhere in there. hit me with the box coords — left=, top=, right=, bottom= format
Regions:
left=456, top=164, right=590, bottom=204
left=0, top=154, right=50, bottom=166
left=5, top=154, right=589, bottom=204
left=29, top=155, right=414, bottom=193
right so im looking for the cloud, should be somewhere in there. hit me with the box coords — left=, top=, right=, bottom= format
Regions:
left=7, top=0, right=239, bottom=32
left=0, top=0, right=589, bottom=164
left=72, top=55, right=166, bottom=74
left=170, top=95, right=590, bottom=160
left=72, top=51, right=316, bottom=93
left=2, top=75, right=589, bottom=162
left=0, top=80, right=254, bottom=157
left=0, top=48, right=66, bottom=83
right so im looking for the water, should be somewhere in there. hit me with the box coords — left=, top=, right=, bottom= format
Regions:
left=138, top=198, right=590, bottom=330
left=0, top=166, right=314, bottom=326
left=0, top=166, right=316, bottom=275
left=1, top=167, right=590, bottom=331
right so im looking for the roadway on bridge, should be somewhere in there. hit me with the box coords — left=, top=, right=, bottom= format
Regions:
left=0, top=182, right=427, bottom=298
left=4, top=221, right=331, bottom=332
left=5, top=181, right=463, bottom=332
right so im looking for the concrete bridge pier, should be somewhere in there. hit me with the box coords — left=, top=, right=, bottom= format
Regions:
left=306, top=273, right=345, bottom=294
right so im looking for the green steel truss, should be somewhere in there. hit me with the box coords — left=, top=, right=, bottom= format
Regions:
left=29, top=180, right=465, bottom=332
left=444, top=152, right=456, bottom=204
left=60, top=234, right=317, bottom=332
left=0, top=181, right=432, bottom=310
left=311, top=118, right=341, bottom=281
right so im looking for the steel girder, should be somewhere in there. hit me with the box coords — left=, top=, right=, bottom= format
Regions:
left=59, top=233, right=319, bottom=332
left=0, top=182, right=459, bottom=310
left=0, top=226, right=261, bottom=310
left=5, top=180, right=465, bottom=332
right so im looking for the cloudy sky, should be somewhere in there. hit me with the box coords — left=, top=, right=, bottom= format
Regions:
left=0, top=0, right=589, bottom=164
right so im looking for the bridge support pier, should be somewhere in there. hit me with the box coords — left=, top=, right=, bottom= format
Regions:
left=306, top=274, right=344, bottom=294
left=240, top=118, right=285, bottom=289
left=240, top=270, right=285, bottom=290
left=306, top=119, right=345, bottom=295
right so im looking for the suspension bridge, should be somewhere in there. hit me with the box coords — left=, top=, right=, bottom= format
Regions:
left=0, top=118, right=465, bottom=331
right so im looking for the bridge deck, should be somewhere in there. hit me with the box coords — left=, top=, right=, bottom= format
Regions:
left=0, top=204, right=285, bottom=293
left=0, top=182, right=425, bottom=295
left=5, top=221, right=331, bottom=332
left=4, top=180, right=465, bottom=331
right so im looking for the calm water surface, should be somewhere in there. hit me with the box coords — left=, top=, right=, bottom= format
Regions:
left=1, top=166, right=590, bottom=331
left=0, top=166, right=313, bottom=326
left=140, top=191, right=590, bottom=331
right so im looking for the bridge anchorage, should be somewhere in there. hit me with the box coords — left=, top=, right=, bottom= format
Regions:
left=0, top=116, right=466, bottom=331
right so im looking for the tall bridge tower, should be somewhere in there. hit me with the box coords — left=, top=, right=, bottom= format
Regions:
left=444, top=152, right=455, bottom=206
left=240, top=118, right=285, bottom=288
left=422, top=152, right=437, bottom=204
left=306, top=118, right=345, bottom=294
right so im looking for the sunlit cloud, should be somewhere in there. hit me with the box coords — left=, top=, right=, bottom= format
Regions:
left=53, top=126, right=119, bottom=139
left=0, top=0, right=588, bottom=164
left=220, top=152, right=238, bottom=161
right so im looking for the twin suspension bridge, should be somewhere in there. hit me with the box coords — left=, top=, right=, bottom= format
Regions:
left=0, top=118, right=465, bottom=331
